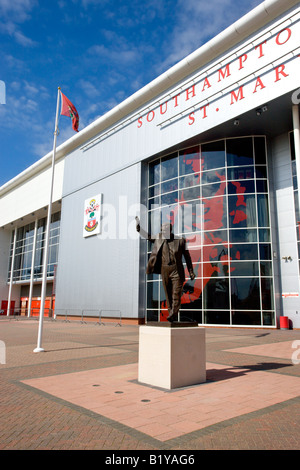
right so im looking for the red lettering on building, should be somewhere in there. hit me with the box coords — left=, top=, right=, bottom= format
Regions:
left=276, top=28, right=292, bottom=45
left=238, top=54, right=247, bottom=70
left=188, top=112, right=195, bottom=125
left=255, top=40, right=267, bottom=58
left=186, top=85, right=196, bottom=101
left=135, top=19, right=296, bottom=129
left=147, top=110, right=155, bottom=122
left=201, top=104, right=209, bottom=118
left=173, top=94, right=180, bottom=107
left=202, top=77, right=211, bottom=91
left=274, top=64, right=289, bottom=82
left=253, top=76, right=266, bottom=93
left=230, top=86, right=245, bottom=104
left=160, top=102, right=168, bottom=115
left=218, top=64, right=231, bottom=82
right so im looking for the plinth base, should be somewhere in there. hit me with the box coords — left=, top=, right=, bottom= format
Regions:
left=138, top=325, right=206, bottom=390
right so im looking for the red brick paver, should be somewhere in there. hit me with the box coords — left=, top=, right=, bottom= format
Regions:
left=0, top=319, right=299, bottom=450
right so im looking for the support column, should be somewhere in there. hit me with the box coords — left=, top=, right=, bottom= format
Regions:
left=7, top=228, right=17, bottom=316
left=27, top=219, right=38, bottom=317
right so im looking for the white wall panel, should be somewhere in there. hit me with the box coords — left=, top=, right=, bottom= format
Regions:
left=0, top=159, right=64, bottom=227
left=55, top=163, right=142, bottom=319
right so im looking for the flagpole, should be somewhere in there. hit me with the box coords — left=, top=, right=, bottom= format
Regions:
left=34, top=87, right=61, bottom=353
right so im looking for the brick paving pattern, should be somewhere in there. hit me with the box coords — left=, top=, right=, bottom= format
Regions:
left=0, top=318, right=299, bottom=450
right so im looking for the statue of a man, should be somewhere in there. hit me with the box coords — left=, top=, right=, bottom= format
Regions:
left=136, top=217, right=195, bottom=322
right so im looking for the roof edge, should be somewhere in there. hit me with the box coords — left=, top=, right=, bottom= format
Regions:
left=1, top=0, right=299, bottom=197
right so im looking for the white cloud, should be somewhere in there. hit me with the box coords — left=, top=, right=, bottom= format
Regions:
left=157, top=0, right=263, bottom=72
left=88, top=43, right=141, bottom=66
left=0, top=0, right=38, bottom=46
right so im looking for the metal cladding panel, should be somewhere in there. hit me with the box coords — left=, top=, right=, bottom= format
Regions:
left=55, top=163, right=142, bottom=319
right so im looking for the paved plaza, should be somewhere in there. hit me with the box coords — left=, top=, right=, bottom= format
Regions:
left=0, top=317, right=299, bottom=450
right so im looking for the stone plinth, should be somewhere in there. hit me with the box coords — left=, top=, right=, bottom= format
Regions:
left=138, top=325, right=206, bottom=390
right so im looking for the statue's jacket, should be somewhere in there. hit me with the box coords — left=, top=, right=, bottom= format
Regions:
left=140, top=228, right=194, bottom=283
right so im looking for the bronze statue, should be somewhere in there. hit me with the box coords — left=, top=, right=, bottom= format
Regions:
left=136, top=217, right=195, bottom=322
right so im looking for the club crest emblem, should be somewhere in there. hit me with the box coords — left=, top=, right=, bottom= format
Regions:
left=84, top=198, right=100, bottom=233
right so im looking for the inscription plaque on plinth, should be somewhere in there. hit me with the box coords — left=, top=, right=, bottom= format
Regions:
left=138, top=324, right=206, bottom=390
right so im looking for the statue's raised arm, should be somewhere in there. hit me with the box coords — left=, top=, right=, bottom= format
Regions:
left=135, top=216, right=154, bottom=241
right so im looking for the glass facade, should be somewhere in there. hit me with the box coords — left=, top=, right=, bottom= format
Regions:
left=146, top=136, right=275, bottom=326
left=8, top=212, right=61, bottom=282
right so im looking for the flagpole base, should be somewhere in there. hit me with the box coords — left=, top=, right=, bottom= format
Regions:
left=33, top=347, right=45, bottom=353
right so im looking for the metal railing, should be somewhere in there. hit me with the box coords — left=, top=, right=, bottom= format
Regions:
left=54, top=308, right=122, bottom=326
left=1, top=306, right=122, bottom=326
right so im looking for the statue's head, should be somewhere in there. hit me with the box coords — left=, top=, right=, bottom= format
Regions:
left=161, top=222, right=173, bottom=239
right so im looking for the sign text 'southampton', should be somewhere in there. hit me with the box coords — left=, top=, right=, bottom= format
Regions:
left=137, top=23, right=298, bottom=129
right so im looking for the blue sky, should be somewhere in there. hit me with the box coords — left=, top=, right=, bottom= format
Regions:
left=0, top=0, right=262, bottom=187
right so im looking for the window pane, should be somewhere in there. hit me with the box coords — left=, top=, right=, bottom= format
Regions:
left=148, top=184, right=160, bottom=198
left=179, top=146, right=200, bottom=175
left=261, top=278, right=274, bottom=310
left=202, top=168, right=225, bottom=184
left=180, top=173, right=200, bottom=188
left=227, top=137, right=253, bottom=167
left=228, top=194, right=257, bottom=228
left=255, top=166, right=267, bottom=178
left=259, top=229, right=270, bottom=242
left=147, top=282, right=159, bottom=309
left=256, top=179, right=268, bottom=193
left=254, top=137, right=267, bottom=164
left=203, top=244, right=229, bottom=262
left=203, top=278, right=229, bottom=309
left=203, top=262, right=229, bottom=277
left=180, top=310, right=202, bottom=323
left=232, top=311, right=261, bottom=325
left=201, top=140, right=225, bottom=171
left=161, top=179, right=178, bottom=194
left=230, top=244, right=258, bottom=260
left=161, top=191, right=178, bottom=206
left=179, top=186, right=200, bottom=201
left=231, top=278, right=260, bottom=309
left=257, top=194, right=270, bottom=227
left=149, top=160, right=160, bottom=185
left=260, top=261, right=272, bottom=276
left=263, top=311, right=275, bottom=326
left=146, top=310, right=159, bottom=322
left=230, top=261, right=259, bottom=277
left=179, top=201, right=202, bottom=233
left=229, top=229, right=257, bottom=243
left=203, top=230, right=228, bottom=245
left=204, top=310, right=230, bottom=325
left=202, top=182, right=224, bottom=198
left=161, top=153, right=178, bottom=181
left=203, top=196, right=227, bottom=230
left=228, top=179, right=255, bottom=194
left=227, top=166, right=254, bottom=180
left=259, top=244, right=272, bottom=260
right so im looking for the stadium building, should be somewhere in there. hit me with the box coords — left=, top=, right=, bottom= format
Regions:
left=0, top=0, right=299, bottom=329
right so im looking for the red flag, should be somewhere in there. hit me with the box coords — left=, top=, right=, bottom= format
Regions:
left=60, top=91, right=79, bottom=132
